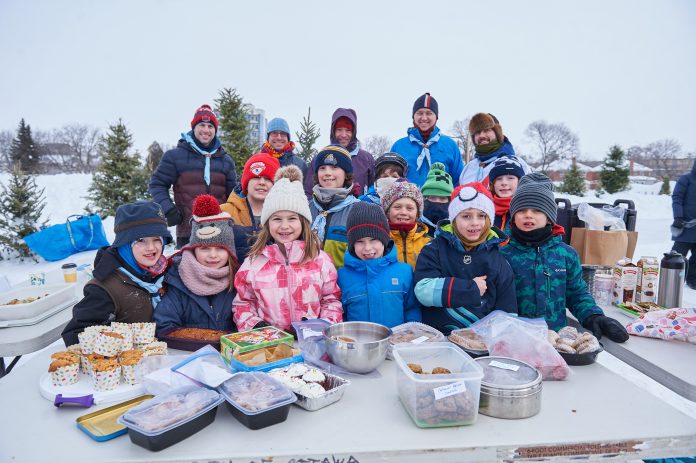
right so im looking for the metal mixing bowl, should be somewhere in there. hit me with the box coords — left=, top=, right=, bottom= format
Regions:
left=323, top=322, right=393, bottom=374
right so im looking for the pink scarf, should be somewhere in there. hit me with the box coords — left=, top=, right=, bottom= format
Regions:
left=178, top=250, right=230, bottom=296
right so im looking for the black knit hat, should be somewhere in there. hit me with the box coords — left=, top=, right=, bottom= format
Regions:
left=510, top=173, right=557, bottom=224
left=412, top=92, right=439, bottom=118
left=374, top=152, right=408, bottom=178
left=346, top=202, right=390, bottom=255
left=112, top=201, right=173, bottom=248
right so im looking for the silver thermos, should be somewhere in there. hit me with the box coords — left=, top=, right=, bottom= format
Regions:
left=657, top=251, right=686, bottom=308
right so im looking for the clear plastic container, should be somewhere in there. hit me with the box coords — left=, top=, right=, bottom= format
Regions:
left=392, top=342, right=483, bottom=428
left=219, top=372, right=296, bottom=429
left=387, top=322, right=445, bottom=360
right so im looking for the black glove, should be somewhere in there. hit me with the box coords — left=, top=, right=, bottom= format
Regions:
left=582, top=314, right=629, bottom=343
left=253, top=320, right=270, bottom=329
left=671, top=218, right=685, bottom=229
left=165, top=207, right=183, bottom=226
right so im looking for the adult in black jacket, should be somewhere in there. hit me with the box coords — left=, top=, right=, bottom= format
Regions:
left=672, top=159, right=696, bottom=289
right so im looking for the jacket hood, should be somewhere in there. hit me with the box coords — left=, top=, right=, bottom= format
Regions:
left=163, top=254, right=186, bottom=290
left=343, top=241, right=397, bottom=271
left=261, top=240, right=308, bottom=264
left=330, top=108, right=358, bottom=149
left=434, top=221, right=509, bottom=252
left=93, top=246, right=160, bottom=283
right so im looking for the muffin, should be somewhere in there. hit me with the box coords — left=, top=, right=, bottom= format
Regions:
left=131, top=322, right=156, bottom=344
left=110, top=322, right=134, bottom=350
left=48, top=358, right=80, bottom=387
left=119, top=350, right=144, bottom=385
left=91, top=358, right=121, bottom=391
left=93, top=331, right=125, bottom=356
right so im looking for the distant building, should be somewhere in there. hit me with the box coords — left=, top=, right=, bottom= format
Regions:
left=244, top=104, right=267, bottom=148
left=534, top=158, right=656, bottom=189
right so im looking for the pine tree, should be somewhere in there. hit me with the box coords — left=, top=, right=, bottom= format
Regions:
left=215, top=88, right=254, bottom=177
left=0, top=164, right=48, bottom=261
left=10, top=118, right=41, bottom=174
left=295, top=107, right=321, bottom=162
left=599, top=145, right=630, bottom=193
left=88, top=120, right=149, bottom=217
left=559, top=160, right=587, bottom=196
left=659, top=176, right=671, bottom=195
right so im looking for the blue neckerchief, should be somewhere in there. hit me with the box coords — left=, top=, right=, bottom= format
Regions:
left=118, top=266, right=165, bottom=308
left=408, top=127, right=441, bottom=172
left=181, top=131, right=221, bottom=186
left=311, top=195, right=360, bottom=241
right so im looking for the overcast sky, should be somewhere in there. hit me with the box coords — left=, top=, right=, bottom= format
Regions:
left=1, top=0, right=695, bottom=161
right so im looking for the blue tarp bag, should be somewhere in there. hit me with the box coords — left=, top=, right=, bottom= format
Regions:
left=24, top=214, right=110, bottom=261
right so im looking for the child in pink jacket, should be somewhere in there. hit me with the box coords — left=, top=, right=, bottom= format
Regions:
left=233, top=166, right=343, bottom=331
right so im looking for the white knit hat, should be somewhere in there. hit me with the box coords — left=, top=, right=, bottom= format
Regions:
left=448, top=182, right=495, bottom=223
left=260, top=165, right=312, bottom=225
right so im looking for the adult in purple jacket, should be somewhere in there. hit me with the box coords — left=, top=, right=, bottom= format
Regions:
left=304, top=108, right=375, bottom=197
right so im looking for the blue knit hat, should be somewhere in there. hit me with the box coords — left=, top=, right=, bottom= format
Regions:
left=112, top=201, right=173, bottom=248
left=489, top=156, right=525, bottom=183
left=267, top=118, right=291, bottom=140
left=313, top=145, right=353, bottom=174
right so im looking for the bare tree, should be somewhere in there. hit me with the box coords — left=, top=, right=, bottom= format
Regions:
left=524, top=120, right=580, bottom=171
left=362, top=135, right=392, bottom=159
left=0, top=130, right=15, bottom=171
left=644, top=139, right=682, bottom=178
left=146, top=141, right=165, bottom=173
left=55, top=124, right=101, bottom=172
left=450, top=119, right=475, bottom=163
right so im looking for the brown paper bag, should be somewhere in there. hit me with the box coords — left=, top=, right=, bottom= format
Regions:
left=569, top=228, right=638, bottom=266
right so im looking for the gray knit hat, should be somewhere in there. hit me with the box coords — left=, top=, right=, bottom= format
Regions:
left=185, top=194, right=236, bottom=256
left=510, top=174, right=557, bottom=224
left=347, top=202, right=390, bottom=254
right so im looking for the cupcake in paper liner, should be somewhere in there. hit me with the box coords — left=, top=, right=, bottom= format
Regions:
left=77, top=331, right=96, bottom=354
left=82, top=353, right=104, bottom=375
left=131, top=322, right=156, bottom=344
left=51, top=351, right=80, bottom=364
left=84, top=325, right=109, bottom=335
left=119, top=350, right=143, bottom=386
left=91, top=359, right=122, bottom=391
left=93, top=331, right=125, bottom=356
left=49, top=359, right=80, bottom=387
left=110, top=323, right=134, bottom=351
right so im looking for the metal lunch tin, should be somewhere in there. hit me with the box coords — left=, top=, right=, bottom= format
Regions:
left=475, top=356, right=542, bottom=419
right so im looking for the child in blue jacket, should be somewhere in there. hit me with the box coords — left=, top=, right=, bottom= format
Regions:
left=338, top=202, right=421, bottom=327
left=414, top=182, right=517, bottom=335
left=154, top=195, right=239, bottom=337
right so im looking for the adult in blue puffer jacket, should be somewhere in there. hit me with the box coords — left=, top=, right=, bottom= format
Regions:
left=672, top=159, right=696, bottom=289
left=338, top=202, right=421, bottom=326
left=391, top=93, right=463, bottom=188
left=149, top=104, right=237, bottom=248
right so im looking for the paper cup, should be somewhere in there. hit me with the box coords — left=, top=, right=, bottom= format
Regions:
left=77, top=332, right=95, bottom=354
left=93, top=332, right=123, bottom=357
left=91, top=366, right=122, bottom=391
left=131, top=322, right=156, bottom=344
left=50, top=363, right=80, bottom=387
left=120, top=364, right=138, bottom=386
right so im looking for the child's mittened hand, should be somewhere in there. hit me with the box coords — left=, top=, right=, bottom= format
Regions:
left=473, top=276, right=487, bottom=296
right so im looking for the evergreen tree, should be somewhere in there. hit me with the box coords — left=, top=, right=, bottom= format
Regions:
left=0, top=164, right=48, bottom=261
left=10, top=118, right=41, bottom=173
left=659, top=176, right=671, bottom=195
left=559, top=160, right=587, bottom=195
left=599, top=145, right=630, bottom=193
left=295, top=107, right=321, bottom=162
left=88, top=120, right=149, bottom=217
left=215, top=88, right=254, bottom=176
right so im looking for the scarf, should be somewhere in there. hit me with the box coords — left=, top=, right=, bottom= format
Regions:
left=260, top=140, right=296, bottom=158
left=453, top=218, right=491, bottom=251
left=511, top=223, right=554, bottom=247
left=311, top=186, right=360, bottom=241
left=423, top=201, right=449, bottom=227
left=493, top=195, right=512, bottom=217
left=408, top=127, right=441, bottom=172
left=178, top=250, right=230, bottom=296
left=374, top=177, right=398, bottom=197
left=389, top=222, right=416, bottom=233
left=181, top=131, right=221, bottom=186
left=117, top=242, right=168, bottom=277
left=475, top=141, right=503, bottom=157
left=118, top=266, right=165, bottom=308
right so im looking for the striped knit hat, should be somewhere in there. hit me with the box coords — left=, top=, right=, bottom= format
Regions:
left=347, top=202, right=391, bottom=254
left=313, top=145, right=353, bottom=175
left=413, top=92, right=439, bottom=118
left=190, top=104, right=218, bottom=131
left=510, top=173, right=557, bottom=224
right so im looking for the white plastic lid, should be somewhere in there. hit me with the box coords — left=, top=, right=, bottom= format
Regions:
left=220, top=372, right=295, bottom=415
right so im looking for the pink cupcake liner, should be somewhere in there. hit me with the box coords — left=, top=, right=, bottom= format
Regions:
left=50, top=363, right=80, bottom=387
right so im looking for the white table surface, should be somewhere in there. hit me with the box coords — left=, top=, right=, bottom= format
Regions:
left=1, top=345, right=695, bottom=463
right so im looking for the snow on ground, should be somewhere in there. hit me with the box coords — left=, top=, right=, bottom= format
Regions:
left=1, top=173, right=695, bottom=421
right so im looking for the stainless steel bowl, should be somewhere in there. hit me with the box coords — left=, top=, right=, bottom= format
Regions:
left=323, top=322, right=392, bottom=374
left=475, top=356, right=542, bottom=419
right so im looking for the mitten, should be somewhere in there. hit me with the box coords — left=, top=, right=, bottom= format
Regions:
left=671, top=218, right=685, bottom=229
left=582, top=314, right=629, bottom=343
left=165, top=207, right=183, bottom=226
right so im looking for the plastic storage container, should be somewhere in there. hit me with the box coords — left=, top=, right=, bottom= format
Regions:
left=555, top=198, right=636, bottom=244
left=387, top=322, right=445, bottom=360
left=220, top=372, right=296, bottom=430
left=392, top=342, right=483, bottom=428
left=228, top=343, right=304, bottom=372
left=118, top=386, right=222, bottom=451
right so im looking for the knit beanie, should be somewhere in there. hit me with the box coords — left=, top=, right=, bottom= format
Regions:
left=489, top=156, right=525, bottom=183
left=509, top=176, right=557, bottom=224
left=346, top=202, right=390, bottom=254
left=380, top=178, right=424, bottom=217
left=241, top=153, right=280, bottom=194
left=313, top=145, right=353, bottom=175
left=185, top=195, right=236, bottom=256
left=448, top=182, right=495, bottom=223
left=518, top=171, right=555, bottom=191
left=191, top=104, right=218, bottom=131
left=421, top=162, right=454, bottom=198
left=374, top=152, right=408, bottom=178
left=112, top=201, right=172, bottom=248
left=267, top=118, right=291, bottom=140
left=412, top=92, right=439, bottom=118
left=260, top=165, right=312, bottom=224
left=469, top=113, right=503, bottom=145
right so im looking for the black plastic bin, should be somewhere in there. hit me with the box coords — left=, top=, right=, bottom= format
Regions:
left=555, top=199, right=637, bottom=244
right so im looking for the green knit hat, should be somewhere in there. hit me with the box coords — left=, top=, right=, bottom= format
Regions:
left=421, top=162, right=454, bottom=197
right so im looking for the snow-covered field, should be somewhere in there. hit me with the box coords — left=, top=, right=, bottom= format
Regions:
left=1, top=173, right=695, bottom=426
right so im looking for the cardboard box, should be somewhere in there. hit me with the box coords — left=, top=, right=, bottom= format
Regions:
left=613, top=258, right=639, bottom=305
left=220, top=326, right=293, bottom=362
left=570, top=228, right=638, bottom=267
left=636, top=256, right=659, bottom=304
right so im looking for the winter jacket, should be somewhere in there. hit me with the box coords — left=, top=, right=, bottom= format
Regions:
left=338, top=243, right=421, bottom=327
left=672, top=160, right=696, bottom=243
left=221, top=190, right=255, bottom=227
left=459, top=137, right=530, bottom=186
left=232, top=223, right=259, bottom=265
left=309, top=194, right=358, bottom=269
left=391, top=127, right=463, bottom=188
left=232, top=240, right=343, bottom=331
left=359, top=185, right=380, bottom=205
left=61, top=247, right=166, bottom=346
left=494, top=212, right=513, bottom=236
left=390, top=223, right=432, bottom=269
left=414, top=223, right=517, bottom=335
left=149, top=135, right=237, bottom=238
left=499, top=228, right=603, bottom=331
left=304, top=108, right=375, bottom=196
left=153, top=255, right=236, bottom=337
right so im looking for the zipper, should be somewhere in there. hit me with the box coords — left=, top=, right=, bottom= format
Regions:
left=401, top=232, right=408, bottom=263
left=323, top=211, right=331, bottom=245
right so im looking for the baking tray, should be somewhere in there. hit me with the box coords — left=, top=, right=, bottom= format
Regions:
left=76, top=395, right=154, bottom=441
left=158, top=327, right=231, bottom=351
left=0, top=284, right=78, bottom=322
left=0, top=299, right=75, bottom=328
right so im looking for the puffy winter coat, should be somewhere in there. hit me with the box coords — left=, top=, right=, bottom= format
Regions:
left=309, top=194, right=359, bottom=269
left=390, top=223, right=431, bottom=269
left=499, top=229, right=603, bottom=331
left=391, top=127, right=463, bottom=188
left=414, top=223, right=517, bottom=335
left=221, top=190, right=255, bottom=227
left=153, top=256, right=236, bottom=337
left=149, top=135, right=237, bottom=238
left=338, top=243, right=421, bottom=327
left=458, top=137, right=530, bottom=186
left=232, top=240, right=343, bottom=331
left=672, top=160, right=696, bottom=243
